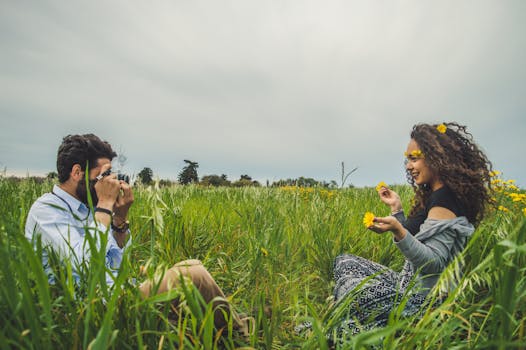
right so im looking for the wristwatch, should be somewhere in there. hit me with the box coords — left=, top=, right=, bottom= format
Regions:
left=111, top=220, right=129, bottom=233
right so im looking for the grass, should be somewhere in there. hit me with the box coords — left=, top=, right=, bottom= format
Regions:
left=0, top=177, right=525, bottom=349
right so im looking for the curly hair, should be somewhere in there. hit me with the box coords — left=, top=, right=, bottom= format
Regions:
left=407, top=122, right=493, bottom=226
left=56, top=134, right=117, bottom=183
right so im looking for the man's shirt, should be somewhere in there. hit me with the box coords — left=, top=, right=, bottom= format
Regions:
left=25, top=184, right=130, bottom=286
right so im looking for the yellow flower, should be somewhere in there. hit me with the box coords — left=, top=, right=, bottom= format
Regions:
left=498, top=205, right=509, bottom=212
left=523, top=208, right=526, bottom=216
left=363, top=212, right=375, bottom=228
left=404, top=150, right=424, bottom=158
left=436, top=123, right=447, bottom=134
left=376, top=181, right=388, bottom=192
left=509, top=193, right=526, bottom=202
left=489, top=170, right=501, bottom=177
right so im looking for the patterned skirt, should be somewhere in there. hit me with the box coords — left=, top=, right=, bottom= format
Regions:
left=332, top=254, right=427, bottom=336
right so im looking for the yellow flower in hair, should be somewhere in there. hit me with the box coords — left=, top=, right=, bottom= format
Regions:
left=363, top=212, right=375, bottom=228
left=404, top=150, right=424, bottom=158
left=437, top=123, right=447, bottom=134
left=376, top=181, right=388, bottom=192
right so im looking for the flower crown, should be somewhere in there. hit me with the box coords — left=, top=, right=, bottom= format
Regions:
left=436, top=123, right=447, bottom=134
left=404, top=149, right=424, bottom=158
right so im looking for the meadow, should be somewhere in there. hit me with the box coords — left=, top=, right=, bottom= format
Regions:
left=0, top=176, right=525, bottom=349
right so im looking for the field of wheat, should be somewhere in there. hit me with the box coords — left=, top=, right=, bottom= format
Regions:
left=0, top=176, right=524, bottom=349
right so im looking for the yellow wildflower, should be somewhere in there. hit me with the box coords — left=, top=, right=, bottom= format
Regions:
left=436, top=123, right=447, bottom=134
left=489, top=170, right=501, bottom=177
left=523, top=208, right=526, bottom=216
left=376, top=181, right=388, bottom=192
left=405, top=150, right=424, bottom=158
left=498, top=205, right=509, bottom=212
left=509, top=193, right=526, bottom=202
left=363, top=212, right=375, bottom=228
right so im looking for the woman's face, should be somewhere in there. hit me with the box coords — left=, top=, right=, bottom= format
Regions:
left=405, top=139, right=442, bottom=190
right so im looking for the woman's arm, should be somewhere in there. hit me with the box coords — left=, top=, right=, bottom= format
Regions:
left=369, top=207, right=459, bottom=274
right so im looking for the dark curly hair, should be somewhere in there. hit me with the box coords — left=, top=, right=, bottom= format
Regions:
left=56, top=134, right=117, bottom=183
left=407, top=122, right=493, bottom=226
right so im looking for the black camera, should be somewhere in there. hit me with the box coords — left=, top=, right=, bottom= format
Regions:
left=97, top=169, right=130, bottom=184
left=117, top=173, right=130, bottom=184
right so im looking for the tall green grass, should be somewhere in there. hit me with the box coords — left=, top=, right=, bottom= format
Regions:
left=0, top=177, right=524, bottom=349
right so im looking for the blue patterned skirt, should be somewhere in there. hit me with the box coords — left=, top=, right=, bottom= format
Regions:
left=332, top=254, right=427, bottom=335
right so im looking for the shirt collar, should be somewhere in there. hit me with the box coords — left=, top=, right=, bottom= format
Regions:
left=52, top=184, right=89, bottom=215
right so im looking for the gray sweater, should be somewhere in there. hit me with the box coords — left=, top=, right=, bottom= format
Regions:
left=395, top=216, right=475, bottom=291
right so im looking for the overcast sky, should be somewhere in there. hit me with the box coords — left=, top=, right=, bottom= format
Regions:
left=1, top=1, right=525, bottom=187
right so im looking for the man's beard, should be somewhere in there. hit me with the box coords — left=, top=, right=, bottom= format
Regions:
left=76, top=177, right=98, bottom=206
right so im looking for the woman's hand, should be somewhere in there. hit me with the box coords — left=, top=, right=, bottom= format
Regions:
left=377, top=186, right=402, bottom=213
left=368, top=215, right=407, bottom=241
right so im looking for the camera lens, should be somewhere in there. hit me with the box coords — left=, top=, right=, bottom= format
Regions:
left=117, top=173, right=130, bottom=183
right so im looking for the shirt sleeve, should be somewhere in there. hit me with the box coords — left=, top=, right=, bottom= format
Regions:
left=25, top=200, right=131, bottom=277
left=105, top=227, right=132, bottom=272
left=26, top=201, right=89, bottom=265
left=394, top=226, right=457, bottom=274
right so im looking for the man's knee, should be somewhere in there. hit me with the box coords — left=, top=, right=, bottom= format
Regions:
left=173, top=259, right=202, bottom=267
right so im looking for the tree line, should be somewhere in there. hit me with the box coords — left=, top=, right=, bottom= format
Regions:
left=135, top=160, right=341, bottom=188
left=22, top=159, right=349, bottom=188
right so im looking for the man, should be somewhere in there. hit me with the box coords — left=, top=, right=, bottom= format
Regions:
left=25, top=134, right=248, bottom=333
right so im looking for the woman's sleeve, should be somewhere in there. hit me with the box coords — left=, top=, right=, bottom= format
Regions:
left=394, top=226, right=457, bottom=274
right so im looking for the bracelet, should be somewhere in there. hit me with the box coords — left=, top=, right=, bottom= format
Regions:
left=111, top=220, right=129, bottom=233
left=391, top=208, right=404, bottom=215
left=95, top=207, right=113, bottom=216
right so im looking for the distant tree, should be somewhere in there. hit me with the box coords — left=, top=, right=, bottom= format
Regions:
left=46, top=171, right=58, bottom=180
left=200, top=174, right=231, bottom=187
left=159, top=179, right=174, bottom=187
left=178, top=160, right=199, bottom=185
left=137, top=167, right=154, bottom=185
left=271, top=177, right=335, bottom=188
left=233, top=175, right=260, bottom=187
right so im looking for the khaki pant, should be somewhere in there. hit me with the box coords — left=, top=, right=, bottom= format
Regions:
left=138, top=259, right=247, bottom=333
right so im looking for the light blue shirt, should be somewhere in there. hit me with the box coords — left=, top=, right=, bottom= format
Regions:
left=25, top=184, right=131, bottom=286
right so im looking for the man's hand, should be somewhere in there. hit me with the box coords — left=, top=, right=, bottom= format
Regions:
left=93, top=164, right=120, bottom=228
left=377, top=186, right=402, bottom=213
left=368, top=215, right=407, bottom=241
left=94, top=164, right=121, bottom=209
left=113, top=181, right=134, bottom=225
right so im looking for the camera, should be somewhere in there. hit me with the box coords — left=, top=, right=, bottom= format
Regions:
left=117, top=173, right=130, bottom=184
left=97, top=169, right=130, bottom=184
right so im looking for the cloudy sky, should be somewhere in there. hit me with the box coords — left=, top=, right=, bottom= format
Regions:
left=1, top=1, right=525, bottom=187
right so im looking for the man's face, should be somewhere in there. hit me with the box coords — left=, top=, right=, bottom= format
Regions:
left=75, top=158, right=111, bottom=205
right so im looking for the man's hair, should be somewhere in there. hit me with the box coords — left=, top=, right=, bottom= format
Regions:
left=56, top=134, right=117, bottom=183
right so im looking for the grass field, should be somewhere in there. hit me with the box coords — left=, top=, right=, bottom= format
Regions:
left=0, top=176, right=525, bottom=349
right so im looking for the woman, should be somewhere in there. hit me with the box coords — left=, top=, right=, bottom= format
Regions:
left=332, top=122, right=493, bottom=335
